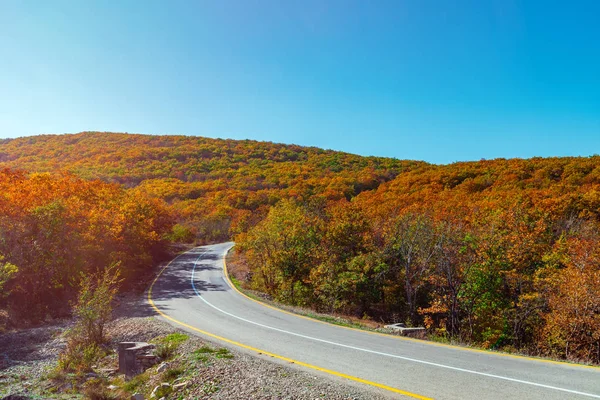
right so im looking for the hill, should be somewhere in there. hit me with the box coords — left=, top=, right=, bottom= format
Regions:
left=2, top=132, right=600, bottom=364
left=0, top=132, right=425, bottom=241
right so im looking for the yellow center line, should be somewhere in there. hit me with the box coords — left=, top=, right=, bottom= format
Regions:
left=147, top=246, right=433, bottom=400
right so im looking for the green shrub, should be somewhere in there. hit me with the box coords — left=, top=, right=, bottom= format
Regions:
left=153, top=332, right=188, bottom=360
left=166, top=224, right=196, bottom=243
left=159, top=332, right=189, bottom=345
left=0, top=256, right=17, bottom=298
left=163, top=366, right=185, bottom=381
left=194, top=345, right=216, bottom=354
left=193, top=353, right=210, bottom=363
left=153, top=383, right=173, bottom=398
left=123, top=373, right=148, bottom=392
left=215, top=348, right=233, bottom=359
left=192, top=345, right=233, bottom=363
left=155, top=342, right=177, bottom=360
left=58, top=263, right=120, bottom=373
left=72, top=263, right=121, bottom=345
left=83, top=377, right=119, bottom=400
left=57, top=341, right=107, bottom=373
left=192, top=346, right=215, bottom=364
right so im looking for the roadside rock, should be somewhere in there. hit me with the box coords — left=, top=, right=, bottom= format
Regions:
left=156, top=362, right=169, bottom=373
left=150, top=382, right=171, bottom=398
left=98, top=367, right=118, bottom=376
left=173, top=381, right=190, bottom=391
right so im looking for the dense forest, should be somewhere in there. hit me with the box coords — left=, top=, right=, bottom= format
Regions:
left=0, top=132, right=422, bottom=242
left=1, top=132, right=599, bottom=364
left=239, top=157, right=600, bottom=363
left=0, top=168, right=173, bottom=325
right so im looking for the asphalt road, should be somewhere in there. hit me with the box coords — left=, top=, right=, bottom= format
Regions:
left=149, top=242, right=600, bottom=400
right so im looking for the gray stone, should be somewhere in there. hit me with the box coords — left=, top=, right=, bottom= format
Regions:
left=150, top=383, right=171, bottom=398
left=156, top=362, right=169, bottom=373
left=384, top=323, right=426, bottom=338
left=131, top=393, right=144, bottom=400
left=99, top=367, right=117, bottom=376
left=173, top=381, right=190, bottom=391
left=118, top=342, right=158, bottom=378
left=385, top=322, right=406, bottom=329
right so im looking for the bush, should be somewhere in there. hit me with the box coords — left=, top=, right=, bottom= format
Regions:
left=159, top=332, right=189, bottom=345
left=153, top=332, right=188, bottom=360
left=194, top=345, right=216, bottom=354
left=166, top=224, right=196, bottom=243
left=72, top=263, right=121, bottom=345
left=83, top=378, right=120, bottom=400
left=192, top=345, right=233, bottom=363
left=163, top=366, right=185, bottom=381
left=57, top=341, right=107, bottom=373
left=123, top=373, right=148, bottom=393
left=0, top=256, right=17, bottom=297
left=123, top=373, right=149, bottom=393
left=153, top=383, right=173, bottom=398
left=215, top=348, right=234, bottom=359
left=58, top=263, right=120, bottom=373
left=155, top=342, right=177, bottom=360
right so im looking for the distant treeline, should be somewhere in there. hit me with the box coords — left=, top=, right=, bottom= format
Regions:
left=0, top=131, right=423, bottom=243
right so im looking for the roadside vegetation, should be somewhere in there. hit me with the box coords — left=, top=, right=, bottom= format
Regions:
left=0, top=168, right=174, bottom=329
left=57, top=264, right=121, bottom=375
left=48, top=325, right=236, bottom=399
left=0, top=297, right=383, bottom=399
left=235, top=157, right=600, bottom=365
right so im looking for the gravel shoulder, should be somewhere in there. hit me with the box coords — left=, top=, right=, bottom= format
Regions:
left=1, top=294, right=391, bottom=399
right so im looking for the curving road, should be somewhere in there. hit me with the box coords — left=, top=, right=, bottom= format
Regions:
left=148, top=243, right=600, bottom=400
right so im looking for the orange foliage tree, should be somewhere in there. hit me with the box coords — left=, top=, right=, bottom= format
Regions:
left=0, top=168, right=173, bottom=324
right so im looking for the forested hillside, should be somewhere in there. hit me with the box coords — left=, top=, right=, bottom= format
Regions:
left=1, top=132, right=599, bottom=364
left=0, top=132, right=422, bottom=241
left=238, top=156, right=600, bottom=363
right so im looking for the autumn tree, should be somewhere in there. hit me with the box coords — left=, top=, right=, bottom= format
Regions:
left=381, top=213, right=439, bottom=325
left=310, top=200, right=381, bottom=314
left=540, top=224, right=600, bottom=363
left=238, top=199, right=323, bottom=304
left=419, top=220, right=476, bottom=338
left=0, top=169, right=173, bottom=324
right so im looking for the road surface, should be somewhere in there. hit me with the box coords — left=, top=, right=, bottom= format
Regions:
left=148, top=242, right=600, bottom=400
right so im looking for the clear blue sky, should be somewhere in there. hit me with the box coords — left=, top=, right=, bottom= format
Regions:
left=1, top=1, right=598, bottom=164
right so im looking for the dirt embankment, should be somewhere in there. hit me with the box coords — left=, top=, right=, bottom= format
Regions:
left=1, top=295, right=389, bottom=399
